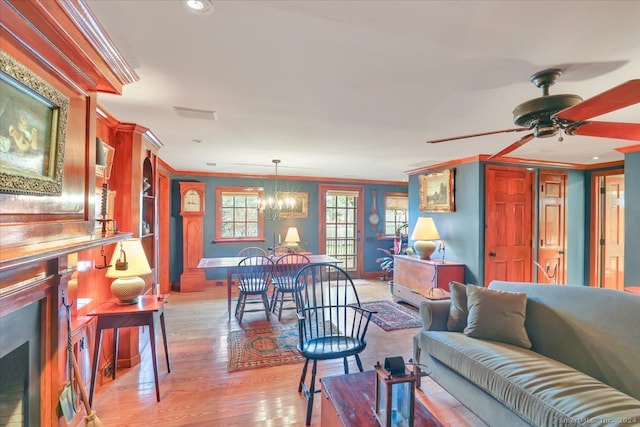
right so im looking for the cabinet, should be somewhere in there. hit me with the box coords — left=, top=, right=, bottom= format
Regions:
left=112, top=124, right=162, bottom=292
left=109, top=123, right=163, bottom=367
left=392, top=255, right=464, bottom=308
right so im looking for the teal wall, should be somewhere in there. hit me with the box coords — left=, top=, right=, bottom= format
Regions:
left=407, top=162, right=483, bottom=284
left=623, top=151, right=640, bottom=286
left=407, top=161, right=593, bottom=286
left=169, top=174, right=407, bottom=283
left=170, top=150, right=640, bottom=287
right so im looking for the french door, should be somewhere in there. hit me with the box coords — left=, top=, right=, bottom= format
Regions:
left=319, top=185, right=364, bottom=278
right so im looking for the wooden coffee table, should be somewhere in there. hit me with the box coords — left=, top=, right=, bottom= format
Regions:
left=320, top=370, right=442, bottom=426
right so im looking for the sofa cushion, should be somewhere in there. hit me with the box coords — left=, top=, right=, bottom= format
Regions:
left=464, top=285, right=532, bottom=349
left=446, top=281, right=468, bottom=331
left=421, top=331, right=640, bottom=426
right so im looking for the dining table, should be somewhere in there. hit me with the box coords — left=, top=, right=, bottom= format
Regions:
left=197, top=254, right=342, bottom=321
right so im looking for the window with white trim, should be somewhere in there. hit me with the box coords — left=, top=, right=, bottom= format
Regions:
left=384, top=193, right=408, bottom=236
left=216, top=187, right=264, bottom=241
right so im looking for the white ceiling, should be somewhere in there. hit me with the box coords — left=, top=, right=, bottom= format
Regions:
left=86, top=0, right=640, bottom=182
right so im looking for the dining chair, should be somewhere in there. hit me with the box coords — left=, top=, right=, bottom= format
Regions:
left=270, top=253, right=310, bottom=320
left=237, top=246, right=268, bottom=257
left=234, top=256, right=274, bottom=322
left=294, top=263, right=375, bottom=425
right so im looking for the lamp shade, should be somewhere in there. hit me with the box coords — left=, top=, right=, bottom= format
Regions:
left=284, top=227, right=301, bottom=243
left=410, top=217, right=440, bottom=260
left=106, top=239, right=151, bottom=304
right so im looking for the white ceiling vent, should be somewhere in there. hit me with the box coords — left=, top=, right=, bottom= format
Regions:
left=173, top=106, right=217, bottom=120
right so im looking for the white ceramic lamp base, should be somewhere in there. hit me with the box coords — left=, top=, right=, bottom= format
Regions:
left=414, top=240, right=437, bottom=260
left=111, top=276, right=145, bottom=305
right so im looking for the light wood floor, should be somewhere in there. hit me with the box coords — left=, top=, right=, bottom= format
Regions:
left=91, top=280, right=485, bottom=426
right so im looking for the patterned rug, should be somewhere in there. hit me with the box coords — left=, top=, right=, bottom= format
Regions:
left=361, top=300, right=422, bottom=331
left=227, top=324, right=304, bottom=372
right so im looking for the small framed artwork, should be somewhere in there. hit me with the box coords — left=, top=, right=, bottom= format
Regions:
left=419, top=169, right=455, bottom=213
left=0, top=51, right=69, bottom=196
left=278, top=191, right=309, bottom=218
left=96, top=139, right=115, bottom=179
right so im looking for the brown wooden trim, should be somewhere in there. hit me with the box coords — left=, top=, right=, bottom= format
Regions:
left=0, top=232, right=132, bottom=273
left=615, top=144, right=640, bottom=154
left=166, top=169, right=408, bottom=186
left=1, top=0, right=124, bottom=94
left=407, top=154, right=625, bottom=175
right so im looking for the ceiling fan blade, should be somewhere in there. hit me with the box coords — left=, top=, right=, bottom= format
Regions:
left=555, top=79, right=640, bottom=121
left=488, top=133, right=535, bottom=159
left=567, top=121, right=640, bottom=141
left=426, top=127, right=528, bottom=144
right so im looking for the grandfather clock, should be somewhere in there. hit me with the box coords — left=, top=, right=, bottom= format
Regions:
left=179, top=182, right=206, bottom=292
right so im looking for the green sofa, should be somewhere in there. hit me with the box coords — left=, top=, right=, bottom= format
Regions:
left=413, top=281, right=640, bottom=427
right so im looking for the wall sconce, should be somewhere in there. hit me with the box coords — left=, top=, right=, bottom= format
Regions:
left=284, top=226, right=301, bottom=251
left=410, top=217, right=440, bottom=260
left=105, top=239, right=151, bottom=304
left=374, top=357, right=416, bottom=427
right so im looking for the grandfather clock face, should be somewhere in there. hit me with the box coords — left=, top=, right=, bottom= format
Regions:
left=183, top=189, right=201, bottom=212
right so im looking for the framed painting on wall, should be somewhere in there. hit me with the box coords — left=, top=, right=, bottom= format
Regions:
left=278, top=191, right=309, bottom=218
left=419, top=169, right=455, bottom=212
left=0, top=51, right=69, bottom=196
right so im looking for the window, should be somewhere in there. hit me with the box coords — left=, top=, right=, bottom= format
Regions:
left=216, top=186, right=264, bottom=242
left=384, top=193, right=408, bottom=236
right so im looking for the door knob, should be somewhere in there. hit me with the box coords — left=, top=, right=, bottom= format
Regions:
left=489, top=252, right=497, bottom=258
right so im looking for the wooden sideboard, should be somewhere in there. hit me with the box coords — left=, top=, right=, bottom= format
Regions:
left=392, top=255, right=464, bottom=307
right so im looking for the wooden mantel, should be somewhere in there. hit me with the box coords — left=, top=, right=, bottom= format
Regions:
left=0, top=232, right=132, bottom=274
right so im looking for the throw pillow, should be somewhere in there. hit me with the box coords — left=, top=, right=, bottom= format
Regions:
left=447, top=281, right=468, bottom=331
left=464, top=285, right=532, bottom=349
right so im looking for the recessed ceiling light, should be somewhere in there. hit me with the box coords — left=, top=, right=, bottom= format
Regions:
left=592, top=156, right=600, bottom=160
left=184, top=0, right=214, bottom=15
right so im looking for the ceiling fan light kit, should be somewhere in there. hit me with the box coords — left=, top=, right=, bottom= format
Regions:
left=426, top=68, right=640, bottom=158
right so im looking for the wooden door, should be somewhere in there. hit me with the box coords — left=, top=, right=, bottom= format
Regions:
left=484, top=166, right=534, bottom=285
left=319, top=185, right=364, bottom=278
left=537, top=170, right=567, bottom=284
left=603, top=175, right=625, bottom=290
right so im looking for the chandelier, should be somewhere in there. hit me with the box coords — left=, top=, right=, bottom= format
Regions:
left=258, top=159, right=296, bottom=219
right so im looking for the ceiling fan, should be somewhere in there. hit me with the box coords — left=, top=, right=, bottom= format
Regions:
left=426, top=69, right=640, bottom=159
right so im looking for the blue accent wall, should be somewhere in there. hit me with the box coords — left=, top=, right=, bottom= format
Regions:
left=170, top=151, right=640, bottom=287
left=408, top=162, right=483, bottom=284
left=623, top=151, right=640, bottom=286
left=406, top=161, right=608, bottom=286
left=169, top=174, right=407, bottom=283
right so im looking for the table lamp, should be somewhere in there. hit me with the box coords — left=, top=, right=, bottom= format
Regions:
left=284, top=226, right=301, bottom=251
left=410, top=217, right=440, bottom=260
left=105, top=238, right=151, bottom=304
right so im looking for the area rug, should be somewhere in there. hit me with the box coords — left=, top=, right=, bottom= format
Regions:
left=227, top=324, right=304, bottom=372
left=361, top=300, right=422, bottom=331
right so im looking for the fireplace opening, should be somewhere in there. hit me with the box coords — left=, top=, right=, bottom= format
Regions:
left=0, top=301, right=42, bottom=427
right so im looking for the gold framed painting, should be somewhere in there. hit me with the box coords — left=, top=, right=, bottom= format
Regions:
left=0, top=51, right=69, bottom=196
left=278, top=191, right=309, bottom=218
left=419, top=169, right=455, bottom=213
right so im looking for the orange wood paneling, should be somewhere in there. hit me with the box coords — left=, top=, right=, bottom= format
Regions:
left=537, top=171, right=567, bottom=284
left=484, top=166, right=534, bottom=285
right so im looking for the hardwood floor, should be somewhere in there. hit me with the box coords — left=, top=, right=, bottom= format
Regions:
left=91, top=280, right=485, bottom=426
